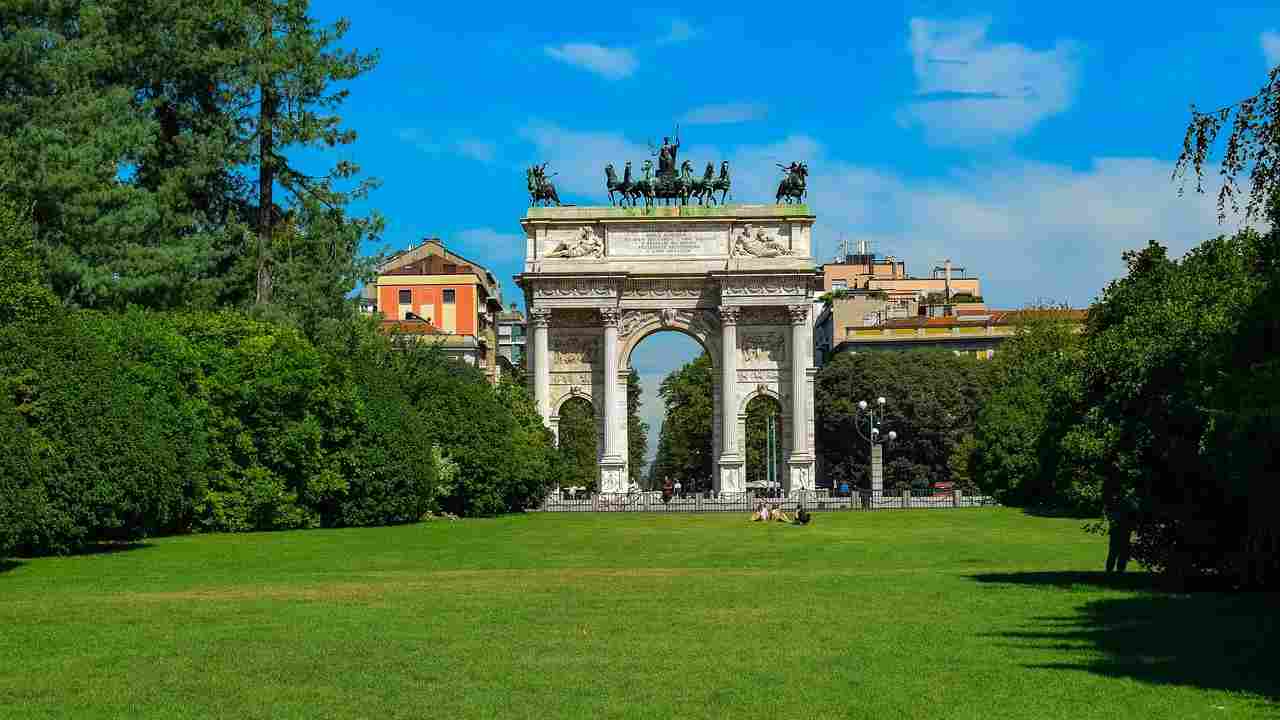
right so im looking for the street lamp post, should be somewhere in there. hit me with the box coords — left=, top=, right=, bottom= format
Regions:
left=853, top=396, right=898, bottom=498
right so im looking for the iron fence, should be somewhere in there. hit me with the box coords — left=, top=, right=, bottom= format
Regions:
left=537, top=489, right=996, bottom=513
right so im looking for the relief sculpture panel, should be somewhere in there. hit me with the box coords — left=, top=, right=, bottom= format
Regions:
left=739, top=331, right=786, bottom=364
left=552, top=335, right=600, bottom=367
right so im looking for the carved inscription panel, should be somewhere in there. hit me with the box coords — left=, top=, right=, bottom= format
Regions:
left=608, top=223, right=722, bottom=257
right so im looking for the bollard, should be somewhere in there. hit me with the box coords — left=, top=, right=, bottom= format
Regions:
left=901, top=488, right=911, bottom=509
left=952, top=489, right=962, bottom=508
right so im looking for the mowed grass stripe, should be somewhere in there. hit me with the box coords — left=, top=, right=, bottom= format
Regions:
left=1, top=510, right=1275, bottom=719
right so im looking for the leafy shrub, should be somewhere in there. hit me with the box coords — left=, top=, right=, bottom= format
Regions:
left=0, top=315, right=197, bottom=554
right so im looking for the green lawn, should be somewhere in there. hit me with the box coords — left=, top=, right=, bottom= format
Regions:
left=2, top=510, right=1276, bottom=719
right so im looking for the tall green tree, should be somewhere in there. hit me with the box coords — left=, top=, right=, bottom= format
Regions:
left=648, top=354, right=714, bottom=491
left=970, top=309, right=1093, bottom=512
left=816, top=350, right=996, bottom=490
left=226, top=0, right=379, bottom=306
left=0, top=0, right=380, bottom=317
left=626, top=368, right=648, bottom=483
left=1079, top=222, right=1280, bottom=586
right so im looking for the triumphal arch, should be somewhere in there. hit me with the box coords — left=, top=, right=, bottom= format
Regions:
left=515, top=204, right=821, bottom=495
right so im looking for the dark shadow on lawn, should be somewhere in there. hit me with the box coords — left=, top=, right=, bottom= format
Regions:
left=971, top=572, right=1280, bottom=704
left=74, top=541, right=154, bottom=556
left=3, top=541, right=154, bottom=568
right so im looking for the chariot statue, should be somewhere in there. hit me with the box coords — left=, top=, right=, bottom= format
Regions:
left=601, top=129, right=731, bottom=208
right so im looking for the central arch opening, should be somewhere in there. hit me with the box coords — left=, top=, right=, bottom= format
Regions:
left=629, top=329, right=711, bottom=493
left=744, top=394, right=784, bottom=498
left=556, top=395, right=598, bottom=493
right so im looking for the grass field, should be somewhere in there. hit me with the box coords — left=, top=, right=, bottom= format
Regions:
left=1, top=509, right=1276, bottom=719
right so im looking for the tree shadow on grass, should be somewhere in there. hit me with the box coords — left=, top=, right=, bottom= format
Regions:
left=3, top=541, right=154, bottom=571
left=971, top=572, right=1280, bottom=705
left=75, top=541, right=154, bottom=556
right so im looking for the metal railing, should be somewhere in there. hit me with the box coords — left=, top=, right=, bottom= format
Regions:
left=537, top=489, right=996, bottom=513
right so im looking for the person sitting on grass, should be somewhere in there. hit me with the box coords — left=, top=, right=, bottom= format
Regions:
left=750, top=501, right=769, bottom=522
left=793, top=507, right=811, bottom=526
left=771, top=504, right=792, bottom=523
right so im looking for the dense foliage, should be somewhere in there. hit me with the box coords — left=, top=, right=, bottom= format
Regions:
left=647, top=354, right=715, bottom=490
left=0, top=311, right=558, bottom=556
left=967, top=210, right=1280, bottom=586
left=816, top=351, right=996, bottom=491
left=1079, top=221, right=1280, bottom=587
left=970, top=312, right=1096, bottom=513
left=0, top=195, right=58, bottom=324
left=555, top=397, right=598, bottom=491
left=0, top=0, right=380, bottom=316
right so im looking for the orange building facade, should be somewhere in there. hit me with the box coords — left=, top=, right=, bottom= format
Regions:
left=362, top=238, right=503, bottom=382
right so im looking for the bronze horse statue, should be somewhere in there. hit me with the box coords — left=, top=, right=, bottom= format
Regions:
left=629, top=160, right=656, bottom=208
left=687, top=161, right=718, bottom=205
left=605, top=163, right=633, bottom=206
left=527, top=163, right=561, bottom=207
left=712, top=161, right=731, bottom=205
left=775, top=161, right=807, bottom=205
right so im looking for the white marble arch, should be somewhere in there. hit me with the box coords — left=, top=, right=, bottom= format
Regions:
left=515, top=204, right=819, bottom=496
left=617, top=314, right=721, bottom=488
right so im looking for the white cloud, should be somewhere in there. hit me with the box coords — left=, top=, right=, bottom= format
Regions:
left=805, top=155, right=1237, bottom=308
left=1263, top=30, right=1280, bottom=69
left=455, top=139, right=497, bottom=163
left=659, top=18, right=697, bottom=45
left=452, top=228, right=526, bottom=306
left=901, top=17, right=1079, bottom=145
left=681, top=103, right=768, bottom=125
left=455, top=228, right=524, bottom=265
left=544, top=43, right=637, bottom=79
left=398, top=130, right=496, bottom=163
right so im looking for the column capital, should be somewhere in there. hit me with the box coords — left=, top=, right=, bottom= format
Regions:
left=529, top=308, right=552, bottom=328
left=787, top=304, right=810, bottom=325
left=598, top=307, right=621, bottom=327
left=718, top=306, right=740, bottom=325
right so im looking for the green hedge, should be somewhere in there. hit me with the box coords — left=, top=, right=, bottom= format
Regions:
left=0, top=309, right=559, bottom=556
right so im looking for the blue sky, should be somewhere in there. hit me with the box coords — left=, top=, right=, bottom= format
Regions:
left=309, top=1, right=1279, bottom=462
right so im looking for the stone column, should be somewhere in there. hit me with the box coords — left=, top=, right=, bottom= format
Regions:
left=531, top=308, right=551, bottom=425
left=786, top=303, right=815, bottom=493
left=870, top=442, right=884, bottom=495
left=598, top=307, right=625, bottom=493
left=717, top=307, right=744, bottom=493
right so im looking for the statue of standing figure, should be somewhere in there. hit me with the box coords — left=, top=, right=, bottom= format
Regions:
left=657, top=133, right=680, bottom=178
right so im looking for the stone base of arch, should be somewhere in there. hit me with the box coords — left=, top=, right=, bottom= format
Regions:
left=516, top=205, right=820, bottom=496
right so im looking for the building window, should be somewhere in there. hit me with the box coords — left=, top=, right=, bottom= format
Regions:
left=443, top=289, right=456, bottom=304
left=512, top=325, right=525, bottom=338
left=832, top=280, right=848, bottom=290
left=445, top=264, right=457, bottom=274
left=398, top=289, right=411, bottom=304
